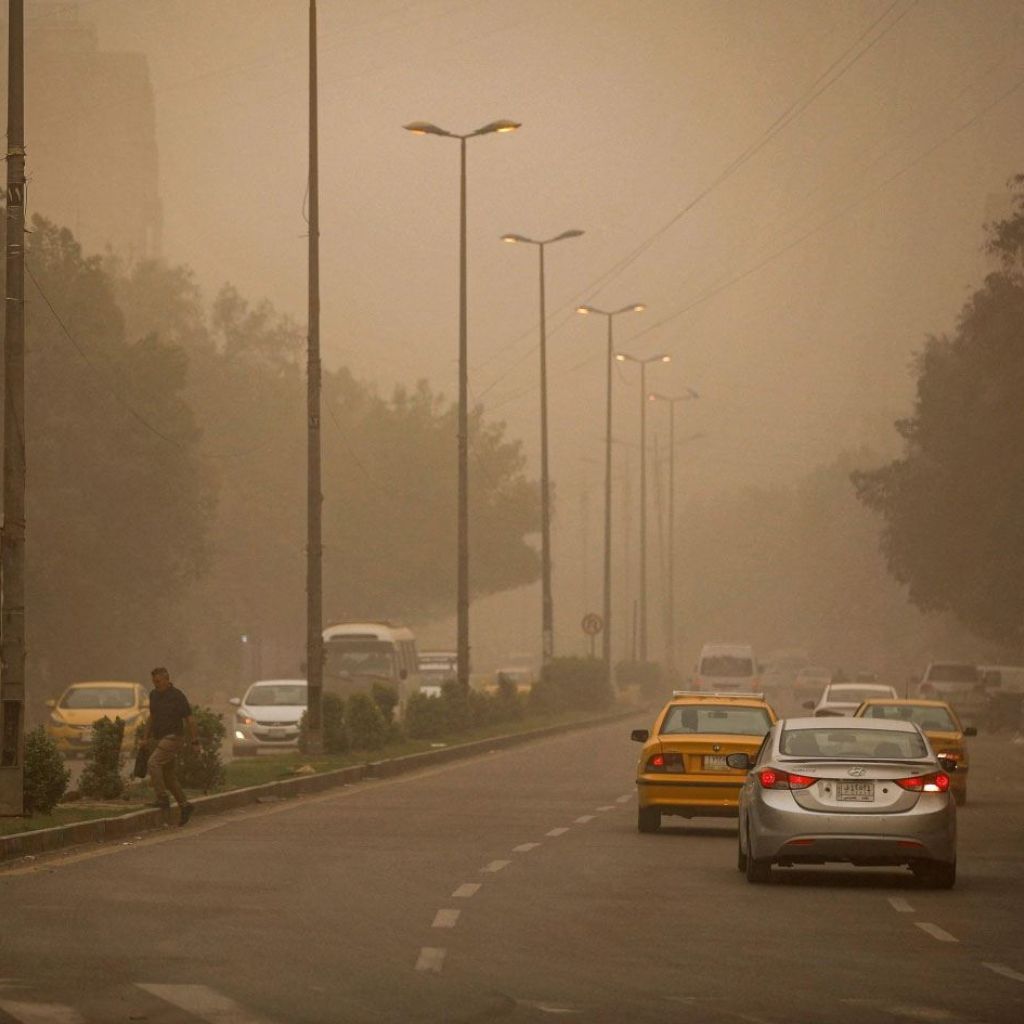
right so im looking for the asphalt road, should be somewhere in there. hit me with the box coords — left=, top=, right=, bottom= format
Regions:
left=3, top=718, right=1023, bottom=1024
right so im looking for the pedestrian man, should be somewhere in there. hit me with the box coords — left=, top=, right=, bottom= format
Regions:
left=143, top=667, right=198, bottom=826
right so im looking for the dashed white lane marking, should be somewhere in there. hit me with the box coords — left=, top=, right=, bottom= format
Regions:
left=596, top=805, right=615, bottom=812
left=915, top=922, right=958, bottom=943
left=888, top=897, right=914, bottom=913
left=574, top=815, right=595, bottom=824
left=0, top=1001, right=86, bottom=1024
left=546, top=827, right=569, bottom=837
left=452, top=883, right=481, bottom=898
left=432, top=909, right=460, bottom=928
left=481, top=859, right=511, bottom=873
left=519, top=1001, right=582, bottom=1015
left=137, top=983, right=277, bottom=1023
left=616, top=794, right=633, bottom=803
left=415, top=948, right=446, bottom=973
left=513, top=842, right=540, bottom=853
left=983, top=962, right=1024, bottom=983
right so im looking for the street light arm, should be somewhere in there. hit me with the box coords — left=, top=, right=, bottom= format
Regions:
left=471, top=119, right=521, bottom=136
left=403, top=121, right=454, bottom=137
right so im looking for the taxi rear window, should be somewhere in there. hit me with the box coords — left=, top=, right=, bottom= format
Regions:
left=661, top=705, right=771, bottom=736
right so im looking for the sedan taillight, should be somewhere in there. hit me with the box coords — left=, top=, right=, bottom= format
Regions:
left=895, top=771, right=950, bottom=793
left=646, top=752, right=684, bottom=773
left=758, top=768, right=816, bottom=790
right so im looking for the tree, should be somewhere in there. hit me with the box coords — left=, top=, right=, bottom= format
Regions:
left=853, top=177, right=1024, bottom=646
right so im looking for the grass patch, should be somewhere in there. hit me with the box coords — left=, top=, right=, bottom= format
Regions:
left=0, top=805, right=130, bottom=837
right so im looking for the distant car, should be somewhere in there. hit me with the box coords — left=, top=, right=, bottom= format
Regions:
left=230, top=679, right=308, bottom=756
left=693, top=642, right=761, bottom=693
left=806, top=682, right=897, bottom=717
left=45, top=680, right=149, bottom=756
left=793, top=666, right=832, bottom=706
left=417, top=651, right=458, bottom=697
left=979, top=665, right=1024, bottom=733
left=731, top=716, right=958, bottom=887
left=630, top=691, right=777, bottom=832
left=854, top=698, right=975, bottom=805
left=917, top=662, right=987, bottom=729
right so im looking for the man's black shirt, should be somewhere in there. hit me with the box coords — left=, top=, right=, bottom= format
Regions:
left=149, top=685, right=192, bottom=739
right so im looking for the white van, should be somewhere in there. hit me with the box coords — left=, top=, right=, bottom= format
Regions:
left=322, top=621, right=421, bottom=709
left=693, top=642, right=761, bottom=693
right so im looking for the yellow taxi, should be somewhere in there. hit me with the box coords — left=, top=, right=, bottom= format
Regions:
left=45, top=680, right=149, bottom=755
left=631, top=691, right=778, bottom=832
left=854, top=698, right=974, bottom=805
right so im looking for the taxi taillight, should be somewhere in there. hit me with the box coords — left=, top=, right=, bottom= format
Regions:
left=646, top=752, right=684, bottom=773
left=758, top=768, right=816, bottom=791
left=895, top=772, right=950, bottom=793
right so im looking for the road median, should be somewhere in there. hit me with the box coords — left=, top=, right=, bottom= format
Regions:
left=1, top=706, right=637, bottom=865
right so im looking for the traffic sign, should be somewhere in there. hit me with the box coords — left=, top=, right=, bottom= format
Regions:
left=581, top=613, right=604, bottom=636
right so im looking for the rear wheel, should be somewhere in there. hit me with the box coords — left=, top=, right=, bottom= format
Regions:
left=637, top=806, right=661, bottom=834
left=744, top=826, right=771, bottom=884
left=913, top=859, right=956, bottom=889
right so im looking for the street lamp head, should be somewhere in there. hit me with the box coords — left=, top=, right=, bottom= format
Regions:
left=657, top=354, right=671, bottom=364
left=551, top=229, right=585, bottom=242
left=501, top=233, right=530, bottom=244
left=686, top=387, right=700, bottom=399
left=576, top=305, right=596, bottom=315
left=472, top=119, right=522, bottom=136
left=615, top=353, right=628, bottom=362
left=403, top=121, right=453, bottom=137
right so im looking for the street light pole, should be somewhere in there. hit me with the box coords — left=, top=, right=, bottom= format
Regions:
left=648, top=389, right=699, bottom=677
left=405, top=119, right=520, bottom=692
left=576, top=304, right=645, bottom=690
left=615, top=351, right=671, bottom=665
left=501, top=229, right=584, bottom=665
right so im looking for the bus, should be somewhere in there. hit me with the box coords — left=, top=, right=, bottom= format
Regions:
left=321, top=621, right=421, bottom=709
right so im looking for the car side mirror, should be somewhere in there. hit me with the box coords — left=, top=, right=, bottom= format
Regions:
left=45, top=698, right=56, bottom=708
left=630, top=729, right=649, bottom=743
left=963, top=726, right=977, bottom=737
left=726, top=752, right=752, bottom=770
left=229, top=697, right=241, bottom=706
left=938, top=755, right=958, bottom=772
left=802, top=700, right=815, bottom=710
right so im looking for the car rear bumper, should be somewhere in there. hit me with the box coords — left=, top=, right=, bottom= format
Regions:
left=748, top=793, right=956, bottom=864
left=637, top=775, right=744, bottom=817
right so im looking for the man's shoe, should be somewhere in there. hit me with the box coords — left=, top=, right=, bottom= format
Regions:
left=178, top=803, right=194, bottom=827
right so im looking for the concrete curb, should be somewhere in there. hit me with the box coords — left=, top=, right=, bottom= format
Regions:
left=1, top=709, right=637, bottom=864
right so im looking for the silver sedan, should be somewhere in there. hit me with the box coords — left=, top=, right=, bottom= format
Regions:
left=730, top=716, right=957, bottom=887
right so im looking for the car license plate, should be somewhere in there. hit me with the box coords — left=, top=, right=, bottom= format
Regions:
left=703, top=755, right=729, bottom=771
left=268, top=727, right=286, bottom=736
left=837, top=781, right=874, bottom=802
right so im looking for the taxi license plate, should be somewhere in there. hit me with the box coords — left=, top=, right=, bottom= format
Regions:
left=703, top=755, right=729, bottom=771
left=837, top=781, right=874, bottom=802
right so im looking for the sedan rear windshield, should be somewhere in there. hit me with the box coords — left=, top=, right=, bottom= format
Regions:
left=60, top=686, right=135, bottom=709
left=661, top=705, right=771, bottom=736
left=245, top=684, right=308, bottom=707
left=781, top=727, right=927, bottom=759
left=699, top=656, right=754, bottom=677
left=861, top=705, right=957, bottom=731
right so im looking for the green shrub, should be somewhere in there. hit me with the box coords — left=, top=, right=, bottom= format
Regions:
left=347, top=692, right=387, bottom=751
left=371, top=682, right=399, bottom=726
left=79, top=716, right=125, bottom=799
left=23, top=726, right=70, bottom=815
left=615, top=659, right=664, bottom=702
left=298, top=692, right=348, bottom=754
left=531, top=656, right=612, bottom=712
left=178, top=706, right=226, bottom=792
left=495, top=675, right=525, bottom=721
left=404, top=691, right=448, bottom=739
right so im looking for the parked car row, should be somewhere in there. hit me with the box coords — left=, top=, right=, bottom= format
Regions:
left=631, top=689, right=965, bottom=887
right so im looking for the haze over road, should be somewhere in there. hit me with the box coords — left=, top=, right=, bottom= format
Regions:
left=3, top=720, right=1023, bottom=1023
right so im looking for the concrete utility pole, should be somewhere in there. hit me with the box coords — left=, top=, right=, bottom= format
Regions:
left=0, top=0, right=26, bottom=816
left=304, top=0, right=324, bottom=754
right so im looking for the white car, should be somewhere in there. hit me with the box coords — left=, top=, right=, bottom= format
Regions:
left=806, top=682, right=898, bottom=718
left=230, top=679, right=308, bottom=756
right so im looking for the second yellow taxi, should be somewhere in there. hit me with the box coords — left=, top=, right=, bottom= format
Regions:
left=854, top=697, right=975, bottom=804
left=631, top=691, right=777, bottom=832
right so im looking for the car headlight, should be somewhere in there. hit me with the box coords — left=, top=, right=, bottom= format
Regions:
left=237, top=713, right=257, bottom=726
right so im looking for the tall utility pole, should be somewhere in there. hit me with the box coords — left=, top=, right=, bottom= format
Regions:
left=576, top=303, right=644, bottom=690
left=0, top=0, right=26, bottom=815
left=404, top=119, right=520, bottom=692
left=615, top=350, right=670, bottom=664
left=304, top=0, right=323, bottom=754
left=501, top=229, right=583, bottom=665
